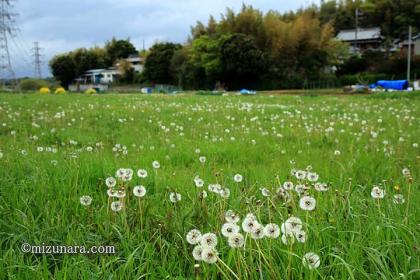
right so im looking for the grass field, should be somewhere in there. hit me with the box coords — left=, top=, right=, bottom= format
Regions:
left=0, top=92, right=419, bottom=279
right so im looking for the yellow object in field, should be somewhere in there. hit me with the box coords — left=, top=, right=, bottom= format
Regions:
left=85, top=88, right=97, bottom=94
left=55, top=87, right=66, bottom=94
left=39, top=87, right=50, bottom=94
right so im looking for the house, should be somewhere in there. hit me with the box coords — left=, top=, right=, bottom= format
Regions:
left=126, top=54, right=145, bottom=73
left=69, top=55, right=145, bottom=92
left=336, top=27, right=383, bottom=53
left=84, top=68, right=121, bottom=84
left=400, top=33, right=420, bottom=56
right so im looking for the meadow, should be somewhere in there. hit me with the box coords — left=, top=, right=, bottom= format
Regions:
left=0, top=92, right=419, bottom=279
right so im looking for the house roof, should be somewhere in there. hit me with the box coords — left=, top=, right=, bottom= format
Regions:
left=337, top=27, right=382, bottom=42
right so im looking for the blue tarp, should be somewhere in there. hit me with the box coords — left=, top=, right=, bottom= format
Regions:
left=240, top=89, right=257, bottom=95
left=375, top=80, right=409, bottom=91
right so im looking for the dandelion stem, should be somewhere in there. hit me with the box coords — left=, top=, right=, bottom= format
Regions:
left=404, top=181, right=412, bottom=224
left=217, top=257, right=240, bottom=280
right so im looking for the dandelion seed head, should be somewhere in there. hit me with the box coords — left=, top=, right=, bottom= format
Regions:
left=186, top=229, right=202, bottom=245
left=111, top=201, right=123, bottom=212
left=303, top=252, right=320, bottom=270
left=225, top=210, right=240, bottom=223
left=105, top=177, right=116, bottom=188
left=192, top=245, right=203, bottom=261
left=221, top=223, right=240, bottom=237
left=264, top=223, right=280, bottom=239
left=137, top=169, right=148, bottom=178
left=201, top=247, right=218, bottom=264
left=200, top=233, right=217, bottom=248
left=371, top=186, right=385, bottom=199
left=79, top=195, right=92, bottom=206
left=169, top=192, right=181, bottom=203
left=299, top=196, right=316, bottom=211
left=228, top=233, right=245, bottom=248
left=233, top=174, right=243, bottom=183
left=133, top=186, right=146, bottom=197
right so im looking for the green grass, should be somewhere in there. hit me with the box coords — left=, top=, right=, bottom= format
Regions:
left=0, top=93, right=419, bottom=279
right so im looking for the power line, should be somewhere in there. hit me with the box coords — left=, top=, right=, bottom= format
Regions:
left=32, top=41, right=42, bottom=79
left=0, top=0, right=18, bottom=86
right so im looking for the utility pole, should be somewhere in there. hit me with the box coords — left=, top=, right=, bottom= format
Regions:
left=355, top=8, right=359, bottom=52
left=32, top=41, right=42, bottom=79
left=0, top=0, right=17, bottom=87
left=407, top=26, right=412, bottom=82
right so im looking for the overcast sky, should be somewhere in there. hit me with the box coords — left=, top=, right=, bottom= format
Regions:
left=11, top=0, right=317, bottom=77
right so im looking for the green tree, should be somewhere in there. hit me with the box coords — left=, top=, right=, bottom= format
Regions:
left=219, top=34, right=268, bottom=90
left=105, top=38, right=137, bottom=66
left=144, top=42, right=182, bottom=84
left=49, top=54, right=77, bottom=88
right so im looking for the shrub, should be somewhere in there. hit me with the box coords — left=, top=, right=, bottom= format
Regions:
left=55, top=87, right=66, bottom=94
left=39, top=87, right=51, bottom=94
left=20, top=79, right=47, bottom=91
left=85, top=88, right=97, bottom=94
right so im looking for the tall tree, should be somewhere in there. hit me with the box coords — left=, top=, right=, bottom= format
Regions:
left=219, top=34, right=268, bottom=89
left=144, top=43, right=182, bottom=84
left=105, top=38, right=137, bottom=66
left=49, top=54, right=77, bottom=88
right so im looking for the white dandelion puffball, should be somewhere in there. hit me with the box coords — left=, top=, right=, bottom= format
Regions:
left=107, top=189, right=117, bottom=197
left=393, top=194, right=405, bottom=204
left=283, top=181, right=294, bottom=190
left=200, top=233, right=217, bottom=248
left=79, top=195, right=92, bottom=206
left=201, top=247, right=218, bottom=264
left=295, top=170, right=307, bottom=180
left=192, top=245, right=204, bottom=261
left=199, top=156, right=206, bottom=163
left=228, top=233, right=245, bottom=248
left=225, top=210, right=240, bottom=223
left=307, top=172, right=319, bottom=182
left=282, top=217, right=303, bottom=234
left=169, top=192, right=182, bottom=203
left=402, top=168, right=411, bottom=177
left=105, top=177, right=117, bottom=188
left=110, top=201, right=123, bottom=212
left=186, top=229, right=202, bottom=245
left=303, top=252, right=320, bottom=270
left=115, top=190, right=126, bottom=198
left=295, top=230, right=307, bottom=243
left=264, top=223, right=280, bottom=239
left=133, top=186, right=146, bottom=197
left=220, top=188, right=230, bottom=198
left=152, top=161, right=160, bottom=169
left=371, top=186, right=385, bottom=199
left=115, top=168, right=126, bottom=178
left=242, top=217, right=259, bottom=233
left=221, top=223, right=240, bottom=237
left=250, top=224, right=265, bottom=240
left=299, top=196, right=316, bottom=211
left=137, top=169, right=148, bottom=178
left=261, top=188, right=271, bottom=197
left=233, top=174, right=243, bottom=183
left=194, top=178, right=204, bottom=188
left=314, top=182, right=329, bottom=192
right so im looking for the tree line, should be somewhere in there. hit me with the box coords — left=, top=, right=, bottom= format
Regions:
left=49, top=38, right=138, bottom=88
left=50, top=0, right=420, bottom=90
